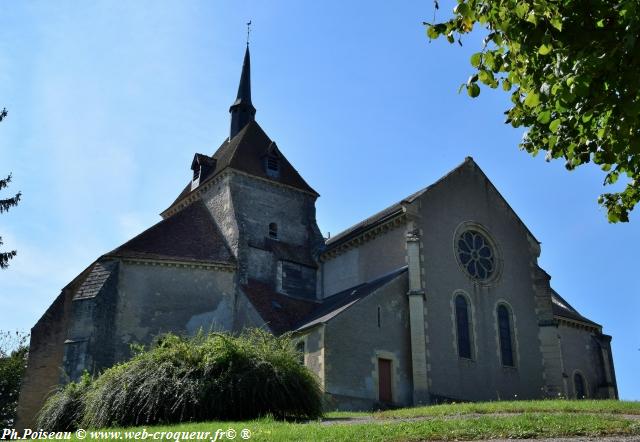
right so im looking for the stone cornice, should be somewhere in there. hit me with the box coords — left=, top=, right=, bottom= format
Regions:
left=320, top=212, right=407, bottom=261
left=231, top=169, right=319, bottom=198
left=555, top=315, right=601, bottom=333
left=115, top=256, right=236, bottom=272
left=160, top=170, right=232, bottom=219
left=161, top=168, right=318, bottom=219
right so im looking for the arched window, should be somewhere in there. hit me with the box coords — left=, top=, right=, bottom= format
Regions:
left=455, top=295, right=472, bottom=359
left=574, top=372, right=586, bottom=399
left=268, top=223, right=278, bottom=239
left=497, top=305, right=515, bottom=367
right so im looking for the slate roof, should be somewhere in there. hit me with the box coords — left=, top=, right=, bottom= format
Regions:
left=324, top=163, right=461, bottom=250
left=192, top=153, right=216, bottom=169
left=325, top=157, right=540, bottom=252
left=73, top=261, right=118, bottom=300
left=295, top=266, right=408, bottom=332
left=168, top=121, right=318, bottom=212
left=108, top=200, right=235, bottom=265
left=242, top=279, right=319, bottom=335
left=551, top=290, right=601, bottom=327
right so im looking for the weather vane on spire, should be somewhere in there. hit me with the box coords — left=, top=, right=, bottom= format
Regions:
left=246, top=20, right=252, bottom=46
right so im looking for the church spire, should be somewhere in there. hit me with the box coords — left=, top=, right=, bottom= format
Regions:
left=229, top=43, right=256, bottom=139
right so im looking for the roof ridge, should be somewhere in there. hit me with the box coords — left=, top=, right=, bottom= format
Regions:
left=326, top=158, right=472, bottom=248
left=109, top=200, right=235, bottom=265
left=294, top=266, right=408, bottom=332
left=163, top=121, right=318, bottom=215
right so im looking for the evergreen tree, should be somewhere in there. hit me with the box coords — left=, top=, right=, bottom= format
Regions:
left=0, top=108, right=21, bottom=269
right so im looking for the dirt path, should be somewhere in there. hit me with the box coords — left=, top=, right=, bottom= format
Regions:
left=480, top=437, right=640, bottom=442
left=320, top=412, right=640, bottom=426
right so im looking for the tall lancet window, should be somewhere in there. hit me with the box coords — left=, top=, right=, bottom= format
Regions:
left=455, top=295, right=472, bottom=359
left=497, top=304, right=515, bottom=367
left=574, top=372, right=587, bottom=399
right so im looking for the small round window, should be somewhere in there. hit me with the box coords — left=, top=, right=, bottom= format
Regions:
left=457, top=230, right=495, bottom=280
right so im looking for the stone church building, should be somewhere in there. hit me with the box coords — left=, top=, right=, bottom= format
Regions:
left=17, top=47, right=618, bottom=428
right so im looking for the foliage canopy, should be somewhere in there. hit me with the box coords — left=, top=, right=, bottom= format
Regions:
left=426, top=0, right=640, bottom=222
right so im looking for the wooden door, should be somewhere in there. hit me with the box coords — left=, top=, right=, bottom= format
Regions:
left=378, top=358, right=392, bottom=403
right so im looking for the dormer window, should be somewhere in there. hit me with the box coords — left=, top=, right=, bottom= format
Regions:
left=269, top=223, right=278, bottom=239
left=191, top=165, right=201, bottom=191
left=190, top=153, right=216, bottom=191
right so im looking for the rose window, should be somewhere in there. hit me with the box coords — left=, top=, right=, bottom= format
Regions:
left=457, top=230, right=495, bottom=280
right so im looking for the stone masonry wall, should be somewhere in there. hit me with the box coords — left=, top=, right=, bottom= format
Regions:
left=323, top=274, right=412, bottom=410
left=15, top=289, right=74, bottom=431
left=416, top=161, right=547, bottom=401
left=227, top=172, right=324, bottom=290
left=112, top=263, right=237, bottom=362
left=322, top=225, right=407, bottom=297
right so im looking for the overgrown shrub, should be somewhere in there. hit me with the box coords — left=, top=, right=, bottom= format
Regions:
left=0, top=331, right=29, bottom=428
left=38, top=330, right=322, bottom=430
left=36, top=373, right=91, bottom=431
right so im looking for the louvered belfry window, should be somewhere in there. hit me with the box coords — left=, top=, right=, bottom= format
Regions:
left=266, top=155, right=279, bottom=177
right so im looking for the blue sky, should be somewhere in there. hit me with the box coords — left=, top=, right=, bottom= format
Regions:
left=0, top=1, right=638, bottom=399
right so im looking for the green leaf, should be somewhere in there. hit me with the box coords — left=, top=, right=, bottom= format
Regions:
left=467, top=83, right=481, bottom=97
left=550, top=17, right=563, bottom=31
left=555, top=101, right=568, bottom=112
left=454, top=2, right=472, bottom=18
left=502, top=79, right=512, bottom=91
left=483, top=52, right=495, bottom=70
left=549, top=119, right=561, bottom=133
left=470, top=52, right=482, bottom=68
left=537, top=110, right=551, bottom=124
left=427, top=26, right=440, bottom=39
left=478, top=69, right=495, bottom=85
left=524, top=92, right=540, bottom=108
left=538, top=44, right=553, bottom=55
left=515, top=2, right=528, bottom=18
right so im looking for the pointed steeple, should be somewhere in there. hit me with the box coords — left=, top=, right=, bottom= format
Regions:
left=229, top=46, right=256, bottom=139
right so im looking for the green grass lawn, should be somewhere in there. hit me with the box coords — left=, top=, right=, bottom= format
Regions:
left=70, top=400, right=640, bottom=442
